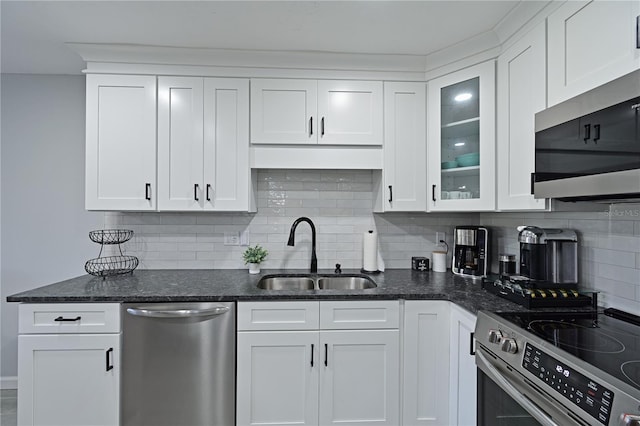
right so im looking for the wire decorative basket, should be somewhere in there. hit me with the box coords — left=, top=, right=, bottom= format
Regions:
left=86, top=229, right=139, bottom=277
left=89, top=229, right=134, bottom=245
left=85, top=256, right=139, bottom=277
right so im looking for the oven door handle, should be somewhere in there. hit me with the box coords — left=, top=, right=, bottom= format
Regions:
left=476, top=350, right=560, bottom=426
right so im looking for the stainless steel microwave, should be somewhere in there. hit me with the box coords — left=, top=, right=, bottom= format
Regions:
left=533, top=69, right=640, bottom=202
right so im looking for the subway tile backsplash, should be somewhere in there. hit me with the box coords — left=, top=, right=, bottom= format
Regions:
left=480, top=205, right=640, bottom=312
left=105, top=170, right=474, bottom=271
left=104, top=170, right=640, bottom=311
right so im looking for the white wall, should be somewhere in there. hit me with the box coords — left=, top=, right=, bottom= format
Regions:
left=0, top=74, right=103, bottom=385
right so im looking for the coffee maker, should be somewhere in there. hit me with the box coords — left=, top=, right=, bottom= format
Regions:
left=452, top=226, right=489, bottom=278
left=517, top=226, right=578, bottom=286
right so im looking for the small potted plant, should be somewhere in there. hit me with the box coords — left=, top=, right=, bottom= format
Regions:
left=243, top=245, right=269, bottom=274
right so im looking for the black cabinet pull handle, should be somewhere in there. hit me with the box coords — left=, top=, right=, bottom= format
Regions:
left=432, top=184, right=436, bottom=202
left=636, top=15, right=639, bottom=48
left=206, top=184, right=212, bottom=202
left=388, top=185, right=393, bottom=203
left=311, top=344, right=314, bottom=367
left=194, top=184, right=199, bottom=201
left=145, top=183, right=151, bottom=200
left=324, top=343, right=328, bottom=366
left=106, top=348, right=114, bottom=372
left=583, top=124, right=591, bottom=143
left=310, top=117, right=313, bottom=136
left=593, top=124, right=601, bottom=143
left=54, top=316, right=81, bottom=322
left=469, top=332, right=476, bottom=356
left=321, top=117, right=325, bottom=136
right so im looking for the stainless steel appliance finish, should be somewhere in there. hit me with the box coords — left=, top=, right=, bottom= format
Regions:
left=122, top=302, right=236, bottom=426
left=476, top=310, right=640, bottom=426
left=533, top=69, right=640, bottom=202
left=452, top=226, right=488, bottom=278
left=517, top=226, right=578, bottom=285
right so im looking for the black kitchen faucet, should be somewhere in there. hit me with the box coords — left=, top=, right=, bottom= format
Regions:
left=287, top=217, right=317, bottom=273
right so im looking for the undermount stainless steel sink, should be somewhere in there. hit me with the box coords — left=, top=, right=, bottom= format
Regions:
left=317, top=276, right=376, bottom=290
left=256, top=275, right=315, bottom=290
left=256, top=274, right=377, bottom=290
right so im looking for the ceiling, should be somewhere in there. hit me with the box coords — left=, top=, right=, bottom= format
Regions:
left=1, top=0, right=524, bottom=75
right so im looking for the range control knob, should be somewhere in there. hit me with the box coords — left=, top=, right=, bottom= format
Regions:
left=501, top=337, right=518, bottom=354
left=488, top=329, right=503, bottom=344
left=621, top=414, right=640, bottom=426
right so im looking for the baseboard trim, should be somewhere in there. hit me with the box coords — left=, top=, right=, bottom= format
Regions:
left=1, top=376, right=18, bottom=389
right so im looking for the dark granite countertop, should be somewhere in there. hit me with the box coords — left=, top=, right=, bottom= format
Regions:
left=6, top=268, right=588, bottom=315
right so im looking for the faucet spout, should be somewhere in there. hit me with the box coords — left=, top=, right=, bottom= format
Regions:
left=287, top=217, right=317, bottom=273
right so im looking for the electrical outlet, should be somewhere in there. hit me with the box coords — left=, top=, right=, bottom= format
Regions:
left=224, top=232, right=240, bottom=246
left=436, top=232, right=445, bottom=243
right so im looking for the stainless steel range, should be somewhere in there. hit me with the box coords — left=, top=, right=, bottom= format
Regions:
left=475, top=309, right=640, bottom=426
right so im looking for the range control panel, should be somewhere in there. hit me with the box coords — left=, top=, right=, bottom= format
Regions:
left=523, top=343, right=614, bottom=425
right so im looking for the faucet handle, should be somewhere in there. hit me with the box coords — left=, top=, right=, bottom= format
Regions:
left=335, top=263, right=342, bottom=274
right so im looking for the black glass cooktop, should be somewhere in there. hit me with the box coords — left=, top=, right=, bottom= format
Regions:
left=497, top=309, right=640, bottom=391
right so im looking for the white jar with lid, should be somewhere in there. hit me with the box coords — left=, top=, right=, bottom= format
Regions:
left=431, top=241, right=448, bottom=272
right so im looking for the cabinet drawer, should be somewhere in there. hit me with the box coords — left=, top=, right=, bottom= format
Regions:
left=19, top=303, right=121, bottom=334
left=238, top=301, right=320, bottom=331
left=320, top=300, right=399, bottom=329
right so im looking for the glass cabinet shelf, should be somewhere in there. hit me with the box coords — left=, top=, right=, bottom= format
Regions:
left=441, top=165, right=480, bottom=176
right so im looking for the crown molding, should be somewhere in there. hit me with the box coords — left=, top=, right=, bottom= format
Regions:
left=68, top=43, right=427, bottom=73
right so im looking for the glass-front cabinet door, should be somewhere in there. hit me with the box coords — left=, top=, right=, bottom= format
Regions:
left=427, top=61, right=496, bottom=211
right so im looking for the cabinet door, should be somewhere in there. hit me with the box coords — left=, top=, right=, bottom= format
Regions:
left=548, top=0, right=640, bottom=107
left=319, top=329, right=399, bottom=426
left=237, top=331, right=319, bottom=426
left=250, top=79, right=317, bottom=144
left=317, top=80, right=383, bottom=145
left=204, top=78, right=250, bottom=210
left=86, top=74, right=156, bottom=210
left=449, top=305, right=477, bottom=426
left=427, top=61, right=496, bottom=211
left=403, top=301, right=450, bottom=426
left=497, top=23, right=547, bottom=211
left=383, top=82, right=427, bottom=211
left=17, top=334, right=120, bottom=426
left=158, top=76, right=204, bottom=211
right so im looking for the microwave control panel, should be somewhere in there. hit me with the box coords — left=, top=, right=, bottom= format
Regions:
left=523, top=343, right=613, bottom=425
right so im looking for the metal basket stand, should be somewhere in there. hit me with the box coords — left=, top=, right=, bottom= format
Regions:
left=85, top=229, right=139, bottom=278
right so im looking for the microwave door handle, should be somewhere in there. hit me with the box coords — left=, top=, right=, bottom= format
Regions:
left=476, top=351, right=560, bottom=426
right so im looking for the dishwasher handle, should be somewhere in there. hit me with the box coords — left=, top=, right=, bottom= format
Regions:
left=126, top=306, right=230, bottom=319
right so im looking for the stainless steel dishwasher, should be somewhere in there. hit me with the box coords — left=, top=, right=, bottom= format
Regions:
left=121, top=302, right=235, bottom=426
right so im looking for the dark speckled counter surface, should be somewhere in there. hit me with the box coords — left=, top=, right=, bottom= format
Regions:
left=5, top=268, right=574, bottom=315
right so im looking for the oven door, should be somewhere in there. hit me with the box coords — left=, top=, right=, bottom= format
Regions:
left=476, top=347, right=583, bottom=426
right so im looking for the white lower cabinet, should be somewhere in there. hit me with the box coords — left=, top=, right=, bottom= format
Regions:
left=237, top=301, right=400, bottom=426
left=448, top=305, right=477, bottom=426
left=237, top=331, right=319, bottom=425
left=17, top=304, right=121, bottom=426
left=402, top=301, right=450, bottom=426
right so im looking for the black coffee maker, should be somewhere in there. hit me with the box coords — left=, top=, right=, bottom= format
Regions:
left=452, top=226, right=489, bottom=278
left=517, top=226, right=578, bottom=286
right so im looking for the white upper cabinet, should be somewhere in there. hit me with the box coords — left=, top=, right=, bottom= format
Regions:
left=547, top=0, right=640, bottom=107
left=85, top=74, right=157, bottom=211
left=158, top=77, right=250, bottom=211
left=158, top=77, right=205, bottom=211
left=251, top=79, right=317, bottom=144
left=383, top=82, right=427, bottom=211
left=427, top=61, right=496, bottom=212
left=316, top=80, right=383, bottom=145
left=204, top=78, right=250, bottom=210
left=251, top=79, right=383, bottom=145
left=497, top=23, right=547, bottom=211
